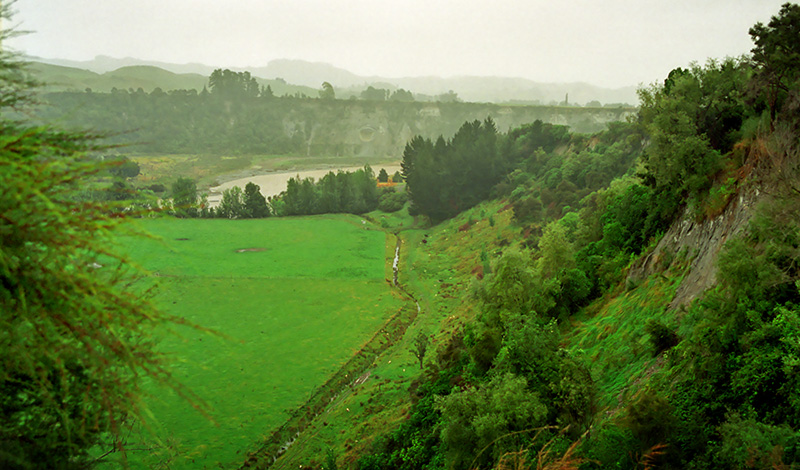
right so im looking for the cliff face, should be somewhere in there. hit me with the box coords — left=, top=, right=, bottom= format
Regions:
left=282, top=101, right=635, bottom=158
left=627, top=186, right=763, bottom=310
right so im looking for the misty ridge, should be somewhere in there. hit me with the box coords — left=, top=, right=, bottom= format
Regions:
left=28, top=55, right=638, bottom=106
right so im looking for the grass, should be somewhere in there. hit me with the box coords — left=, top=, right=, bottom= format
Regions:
left=271, top=200, right=520, bottom=468
left=112, top=216, right=403, bottom=469
left=365, top=185, right=415, bottom=231
left=124, top=216, right=386, bottom=279
left=566, top=273, right=684, bottom=411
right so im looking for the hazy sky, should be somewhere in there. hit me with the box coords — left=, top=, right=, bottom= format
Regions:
left=6, top=0, right=788, bottom=88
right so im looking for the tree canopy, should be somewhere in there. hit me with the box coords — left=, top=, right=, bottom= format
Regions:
left=749, top=2, right=800, bottom=122
left=402, top=118, right=504, bottom=221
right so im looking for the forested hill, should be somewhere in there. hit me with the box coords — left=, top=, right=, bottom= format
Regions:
left=35, top=88, right=634, bottom=157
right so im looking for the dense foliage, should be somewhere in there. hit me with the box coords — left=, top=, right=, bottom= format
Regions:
left=279, top=165, right=380, bottom=216
left=402, top=118, right=506, bottom=222
left=359, top=4, right=800, bottom=470
left=39, top=84, right=303, bottom=155
left=0, top=13, right=202, bottom=468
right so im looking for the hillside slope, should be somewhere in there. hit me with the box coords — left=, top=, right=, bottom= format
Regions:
left=256, top=8, right=800, bottom=464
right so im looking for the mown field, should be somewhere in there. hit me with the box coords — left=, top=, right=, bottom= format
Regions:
left=115, top=216, right=403, bottom=469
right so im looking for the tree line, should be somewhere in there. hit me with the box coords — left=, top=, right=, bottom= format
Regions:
left=162, top=165, right=399, bottom=219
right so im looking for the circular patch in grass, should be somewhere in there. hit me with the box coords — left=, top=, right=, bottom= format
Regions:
left=236, top=247, right=266, bottom=253
left=359, top=126, right=376, bottom=142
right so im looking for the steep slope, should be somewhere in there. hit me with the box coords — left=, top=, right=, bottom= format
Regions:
left=627, top=186, right=762, bottom=310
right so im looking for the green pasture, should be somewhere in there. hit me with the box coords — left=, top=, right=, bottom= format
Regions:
left=116, top=216, right=402, bottom=469
left=125, top=216, right=385, bottom=279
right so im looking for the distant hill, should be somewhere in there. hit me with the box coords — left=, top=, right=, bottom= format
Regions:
left=28, top=55, right=639, bottom=105
left=28, top=62, right=207, bottom=93
left=242, top=59, right=638, bottom=105
left=27, top=61, right=318, bottom=97
left=28, top=55, right=216, bottom=76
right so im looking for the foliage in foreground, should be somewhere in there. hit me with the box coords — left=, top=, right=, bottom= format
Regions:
left=0, top=14, right=203, bottom=468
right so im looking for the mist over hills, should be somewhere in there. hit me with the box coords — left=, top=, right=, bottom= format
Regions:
left=28, top=55, right=638, bottom=105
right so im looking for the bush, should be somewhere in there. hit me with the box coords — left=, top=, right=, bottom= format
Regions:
left=718, top=415, right=800, bottom=469
left=624, top=391, right=676, bottom=453
left=580, top=422, right=638, bottom=470
left=379, top=190, right=408, bottom=212
left=644, top=319, right=679, bottom=356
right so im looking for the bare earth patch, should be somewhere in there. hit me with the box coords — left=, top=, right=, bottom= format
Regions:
left=236, top=247, right=266, bottom=253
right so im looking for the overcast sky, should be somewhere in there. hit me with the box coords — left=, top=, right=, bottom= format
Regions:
left=6, top=0, right=788, bottom=88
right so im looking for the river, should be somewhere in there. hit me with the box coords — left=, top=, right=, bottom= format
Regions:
left=207, top=164, right=402, bottom=207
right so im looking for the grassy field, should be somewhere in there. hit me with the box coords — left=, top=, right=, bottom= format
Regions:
left=115, top=216, right=403, bottom=469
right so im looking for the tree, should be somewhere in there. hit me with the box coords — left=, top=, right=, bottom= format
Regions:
left=411, top=332, right=430, bottom=369
left=436, top=373, right=548, bottom=470
left=360, top=86, right=388, bottom=101
left=260, top=84, right=274, bottom=99
left=436, top=90, right=460, bottom=103
left=171, top=176, right=198, bottom=217
left=218, top=186, right=245, bottom=219
left=637, top=59, right=749, bottom=212
left=243, top=182, right=270, bottom=218
left=377, top=168, right=389, bottom=182
left=107, top=155, right=140, bottom=179
left=208, top=69, right=260, bottom=100
left=389, top=88, right=414, bottom=102
left=319, top=81, right=336, bottom=100
left=0, top=9, right=205, bottom=467
left=402, top=119, right=503, bottom=221
left=749, top=2, right=800, bottom=122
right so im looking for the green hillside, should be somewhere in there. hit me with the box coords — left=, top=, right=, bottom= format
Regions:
left=262, top=6, right=800, bottom=470
left=27, top=61, right=100, bottom=90
left=101, top=65, right=208, bottom=91
left=27, top=62, right=208, bottom=92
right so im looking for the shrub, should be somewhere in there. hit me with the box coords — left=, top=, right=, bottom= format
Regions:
left=378, top=190, right=407, bottom=212
left=644, top=319, right=679, bottom=356
left=624, top=391, right=676, bottom=452
left=718, top=415, right=800, bottom=469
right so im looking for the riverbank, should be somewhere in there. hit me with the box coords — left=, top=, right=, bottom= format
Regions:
left=207, top=164, right=401, bottom=206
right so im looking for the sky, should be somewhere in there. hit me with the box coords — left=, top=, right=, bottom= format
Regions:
left=5, top=0, right=789, bottom=89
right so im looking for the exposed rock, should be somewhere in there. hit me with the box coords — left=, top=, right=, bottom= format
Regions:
left=627, top=187, right=763, bottom=309
left=281, top=101, right=635, bottom=158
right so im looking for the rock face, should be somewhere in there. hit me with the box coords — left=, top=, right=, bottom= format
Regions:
left=282, top=101, right=635, bottom=158
left=627, top=187, right=763, bottom=309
